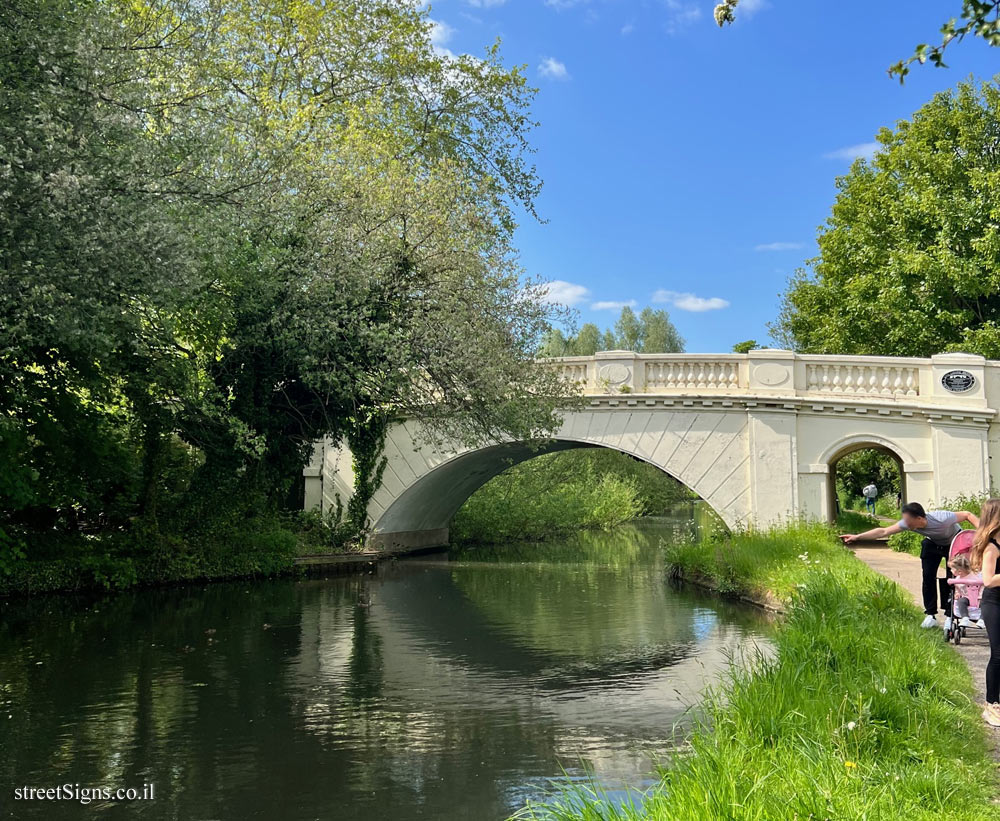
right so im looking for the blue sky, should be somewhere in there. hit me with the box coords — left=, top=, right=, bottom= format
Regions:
left=428, top=0, right=1000, bottom=352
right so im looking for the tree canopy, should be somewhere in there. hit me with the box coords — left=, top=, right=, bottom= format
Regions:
left=0, top=0, right=570, bottom=558
left=539, top=307, right=684, bottom=357
left=772, top=79, right=1000, bottom=358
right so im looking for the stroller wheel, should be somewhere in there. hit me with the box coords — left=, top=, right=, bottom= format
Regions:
left=954, top=628, right=963, bottom=645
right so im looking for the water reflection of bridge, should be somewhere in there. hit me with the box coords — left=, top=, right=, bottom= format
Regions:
left=290, top=526, right=768, bottom=751
left=0, top=521, right=769, bottom=821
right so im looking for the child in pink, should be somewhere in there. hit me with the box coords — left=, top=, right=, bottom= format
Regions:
left=948, top=553, right=984, bottom=625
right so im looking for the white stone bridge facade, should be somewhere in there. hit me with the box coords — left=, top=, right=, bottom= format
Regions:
left=304, top=350, right=1000, bottom=549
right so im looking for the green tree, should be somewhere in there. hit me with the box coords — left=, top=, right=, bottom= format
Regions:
left=639, top=308, right=684, bottom=353
left=835, top=450, right=901, bottom=511
left=543, top=309, right=684, bottom=357
left=714, top=0, right=1000, bottom=80
left=614, top=307, right=643, bottom=351
left=0, top=0, right=573, bottom=559
left=571, top=323, right=602, bottom=356
left=539, top=329, right=569, bottom=357
left=772, top=79, right=1000, bottom=358
left=732, top=340, right=760, bottom=353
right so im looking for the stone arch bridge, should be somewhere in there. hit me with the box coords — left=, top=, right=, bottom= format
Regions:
left=304, top=350, right=1000, bottom=549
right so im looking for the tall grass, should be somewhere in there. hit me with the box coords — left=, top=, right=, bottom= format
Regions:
left=512, top=523, right=999, bottom=820
left=836, top=509, right=882, bottom=535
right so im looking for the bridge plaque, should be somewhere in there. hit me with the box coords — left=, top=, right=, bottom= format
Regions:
left=598, top=363, right=631, bottom=386
left=941, top=369, right=976, bottom=393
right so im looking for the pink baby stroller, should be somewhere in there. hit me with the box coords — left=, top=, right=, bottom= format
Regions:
left=943, top=529, right=986, bottom=645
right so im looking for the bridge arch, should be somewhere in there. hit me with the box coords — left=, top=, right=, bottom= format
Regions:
left=371, top=434, right=735, bottom=549
left=819, top=435, right=910, bottom=522
left=305, top=351, right=997, bottom=547
left=816, top=433, right=917, bottom=469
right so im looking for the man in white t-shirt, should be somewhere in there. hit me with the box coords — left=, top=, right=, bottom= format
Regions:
left=862, top=482, right=878, bottom=515
left=841, top=502, right=980, bottom=628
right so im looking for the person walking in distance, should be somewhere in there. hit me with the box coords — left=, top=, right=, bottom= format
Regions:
left=862, top=481, right=878, bottom=516
left=968, top=499, right=1000, bottom=726
left=841, top=502, right=980, bottom=628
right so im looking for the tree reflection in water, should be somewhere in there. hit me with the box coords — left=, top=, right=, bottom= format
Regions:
left=0, top=509, right=769, bottom=821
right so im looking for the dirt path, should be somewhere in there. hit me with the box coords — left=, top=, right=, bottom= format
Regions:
left=852, top=544, right=999, bottom=752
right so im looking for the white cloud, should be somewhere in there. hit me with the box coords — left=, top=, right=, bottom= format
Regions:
left=538, top=56, right=570, bottom=80
left=466, top=0, right=507, bottom=6
left=824, top=142, right=879, bottom=162
left=755, top=241, right=803, bottom=252
left=620, top=22, right=635, bottom=35
left=429, top=19, right=455, bottom=47
left=591, top=299, right=638, bottom=311
left=427, top=19, right=458, bottom=58
left=737, top=0, right=769, bottom=17
left=665, top=0, right=701, bottom=33
left=541, top=280, right=590, bottom=306
left=653, top=289, right=730, bottom=312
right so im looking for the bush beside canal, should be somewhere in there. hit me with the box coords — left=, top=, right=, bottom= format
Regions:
left=451, top=450, right=695, bottom=545
left=514, top=523, right=1000, bottom=820
left=0, top=518, right=301, bottom=597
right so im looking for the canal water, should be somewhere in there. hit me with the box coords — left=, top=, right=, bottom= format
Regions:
left=0, top=512, right=768, bottom=820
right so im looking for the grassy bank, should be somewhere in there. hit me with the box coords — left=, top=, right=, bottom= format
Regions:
left=514, top=523, right=1000, bottom=820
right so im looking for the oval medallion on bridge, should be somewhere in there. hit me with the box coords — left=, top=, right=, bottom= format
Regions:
left=598, top=363, right=631, bottom=385
left=941, top=369, right=976, bottom=393
left=752, top=362, right=790, bottom=387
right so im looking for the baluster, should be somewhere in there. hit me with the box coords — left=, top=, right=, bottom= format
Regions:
left=832, top=366, right=842, bottom=392
left=880, top=368, right=891, bottom=395
left=892, top=368, right=903, bottom=394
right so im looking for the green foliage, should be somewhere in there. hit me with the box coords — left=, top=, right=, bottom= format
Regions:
left=836, top=509, right=882, bottom=534
left=0, top=517, right=299, bottom=596
left=835, top=450, right=901, bottom=510
left=0, top=0, right=575, bottom=587
left=889, top=530, right=923, bottom=556
left=539, top=307, right=684, bottom=356
left=889, top=2, right=1000, bottom=80
left=515, top=524, right=999, bottom=820
left=731, top=339, right=759, bottom=353
left=714, top=0, right=1000, bottom=82
left=774, top=79, right=1000, bottom=357
left=451, top=449, right=693, bottom=544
